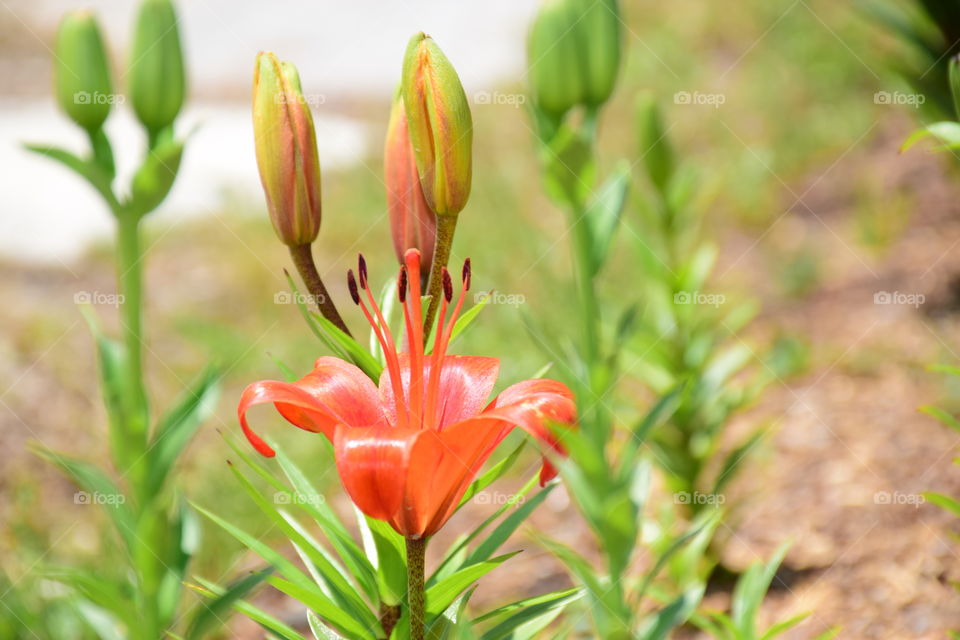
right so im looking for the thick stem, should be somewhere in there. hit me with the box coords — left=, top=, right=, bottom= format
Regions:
left=116, top=213, right=149, bottom=456
left=406, top=537, right=427, bottom=640
left=570, top=205, right=600, bottom=366
left=288, top=244, right=352, bottom=336
left=423, top=214, right=458, bottom=341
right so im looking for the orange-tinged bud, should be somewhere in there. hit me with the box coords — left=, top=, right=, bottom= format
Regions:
left=385, top=91, right=437, bottom=276
left=401, top=33, right=472, bottom=216
left=252, top=52, right=321, bottom=247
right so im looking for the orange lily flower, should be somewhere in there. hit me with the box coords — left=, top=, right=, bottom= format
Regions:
left=238, top=249, right=576, bottom=538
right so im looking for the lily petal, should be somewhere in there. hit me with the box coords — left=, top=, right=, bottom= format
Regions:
left=334, top=425, right=418, bottom=523
left=380, top=353, right=499, bottom=430
left=480, top=378, right=577, bottom=484
left=399, top=379, right=576, bottom=536
left=400, top=418, right=504, bottom=536
left=238, top=356, right=384, bottom=456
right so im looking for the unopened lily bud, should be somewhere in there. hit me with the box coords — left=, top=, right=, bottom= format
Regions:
left=252, top=52, right=321, bottom=247
left=385, top=90, right=437, bottom=275
left=573, top=0, right=622, bottom=107
left=129, top=0, right=185, bottom=134
left=401, top=33, right=472, bottom=216
left=527, top=0, right=583, bottom=120
left=54, top=11, right=113, bottom=133
left=528, top=0, right=622, bottom=117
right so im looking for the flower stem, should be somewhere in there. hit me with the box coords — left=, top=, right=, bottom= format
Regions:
left=406, top=536, right=427, bottom=640
left=288, top=243, right=352, bottom=336
left=116, top=212, right=149, bottom=459
left=423, top=214, right=458, bottom=340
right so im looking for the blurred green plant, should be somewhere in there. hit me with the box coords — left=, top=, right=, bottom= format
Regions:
left=20, top=2, right=227, bottom=638
left=691, top=545, right=840, bottom=640
left=523, top=1, right=723, bottom=637
left=902, top=55, right=960, bottom=152
left=628, top=95, right=802, bottom=518
left=862, top=0, right=960, bottom=120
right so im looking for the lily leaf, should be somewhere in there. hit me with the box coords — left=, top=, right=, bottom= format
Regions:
left=185, top=568, right=273, bottom=640
left=190, top=578, right=308, bottom=640
left=23, top=143, right=120, bottom=211
left=427, top=552, right=519, bottom=620
left=586, top=161, right=631, bottom=276
left=147, top=367, right=220, bottom=495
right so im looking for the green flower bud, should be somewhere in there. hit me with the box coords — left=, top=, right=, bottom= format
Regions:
left=252, top=52, right=322, bottom=247
left=574, top=0, right=622, bottom=107
left=128, top=0, right=185, bottom=134
left=527, top=0, right=583, bottom=120
left=527, top=0, right=622, bottom=118
left=54, top=11, right=113, bottom=133
left=401, top=33, right=473, bottom=216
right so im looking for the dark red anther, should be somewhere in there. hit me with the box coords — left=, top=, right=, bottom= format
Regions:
left=347, top=270, right=360, bottom=304
left=442, top=268, right=453, bottom=303
left=358, top=254, right=368, bottom=289
left=461, top=258, right=472, bottom=290
left=398, top=266, right=408, bottom=303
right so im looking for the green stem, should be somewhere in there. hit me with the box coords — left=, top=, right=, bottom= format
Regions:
left=116, top=210, right=161, bottom=639
left=423, top=214, right=458, bottom=341
left=288, top=243, right=352, bottom=337
left=116, top=212, right=149, bottom=461
left=406, top=537, right=427, bottom=640
left=570, top=205, right=600, bottom=366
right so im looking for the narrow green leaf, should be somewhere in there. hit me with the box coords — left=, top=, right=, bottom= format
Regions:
left=586, top=162, right=631, bottom=275
left=923, top=491, right=960, bottom=516
left=273, top=450, right=379, bottom=602
left=33, top=448, right=135, bottom=553
left=426, top=553, right=520, bottom=619
left=639, top=587, right=704, bottom=640
left=312, top=312, right=383, bottom=381
left=23, top=143, right=120, bottom=210
left=475, top=588, right=582, bottom=640
left=921, top=405, right=960, bottom=433
left=225, top=464, right=376, bottom=627
left=190, top=578, right=308, bottom=640
left=268, top=576, right=377, bottom=640
left=148, top=367, right=220, bottom=494
left=759, top=613, right=809, bottom=640
left=465, top=486, right=554, bottom=566
left=185, top=568, right=272, bottom=640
